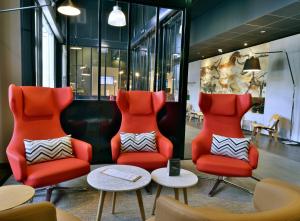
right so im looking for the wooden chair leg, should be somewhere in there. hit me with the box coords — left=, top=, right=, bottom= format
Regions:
left=274, top=132, right=279, bottom=142
left=174, top=188, right=179, bottom=200
left=111, top=192, right=117, bottom=214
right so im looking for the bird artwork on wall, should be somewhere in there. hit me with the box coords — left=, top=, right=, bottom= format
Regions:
left=200, top=46, right=269, bottom=114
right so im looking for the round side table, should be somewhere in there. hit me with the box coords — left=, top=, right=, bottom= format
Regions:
left=151, top=168, right=198, bottom=215
left=87, top=165, right=151, bottom=221
left=0, top=185, right=35, bottom=211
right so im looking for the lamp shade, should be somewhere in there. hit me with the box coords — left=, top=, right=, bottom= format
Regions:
left=58, top=0, right=81, bottom=16
left=243, top=56, right=261, bottom=72
left=108, top=5, right=126, bottom=27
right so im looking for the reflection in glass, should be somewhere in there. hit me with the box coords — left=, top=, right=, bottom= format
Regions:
left=130, top=4, right=156, bottom=91
left=70, top=47, right=98, bottom=99
left=66, top=0, right=184, bottom=102
left=100, top=48, right=127, bottom=99
left=159, top=10, right=183, bottom=101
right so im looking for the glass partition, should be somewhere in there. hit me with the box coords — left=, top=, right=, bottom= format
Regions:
left=66, top=0, right=184, bottom=101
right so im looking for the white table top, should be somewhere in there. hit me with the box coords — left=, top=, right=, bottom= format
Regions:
left=87, top=165, right=151, bottom=192
left=0, top=185, right=35, bottom=211
left=151, top=168, right=198, bottom=188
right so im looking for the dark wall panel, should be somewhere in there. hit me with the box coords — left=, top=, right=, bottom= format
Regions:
left=61, top=101, right=183, bottom=163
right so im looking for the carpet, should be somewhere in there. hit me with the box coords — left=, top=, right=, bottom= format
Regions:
left=4, top=146, right=300, bottom=220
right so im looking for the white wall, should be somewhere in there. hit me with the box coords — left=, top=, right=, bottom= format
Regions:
left=0, top=0, right=22, bottom=162
left=189, top=34, right=300, bottom=142
left=187, top=61, right=201, bottom=111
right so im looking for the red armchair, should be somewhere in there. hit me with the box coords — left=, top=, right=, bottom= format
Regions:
left=192, top=93, right=259, bottom=196
left=111, top=90, right=173, bottom=171
left=6, top=84, right=92, bottom=201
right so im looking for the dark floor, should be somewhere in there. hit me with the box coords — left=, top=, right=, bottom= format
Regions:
left=186, top=119, right=300, bottom=163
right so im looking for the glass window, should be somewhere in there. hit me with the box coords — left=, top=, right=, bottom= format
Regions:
left=130, top=4, right=157, bottom=91
left=159, top=10, right=183, bottom=101
left=70, top=47, right=98, bottom=99
left=65, top=0, right=184, bottom=101
left=41, top=15, right=55, bottom=87
left=100, top=48, right=127, bottom=100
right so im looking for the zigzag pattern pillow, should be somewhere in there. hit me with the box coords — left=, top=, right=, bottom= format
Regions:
left=211, top=134, right=250, bottom=161
left=120, top=131, right=157, bottom=152
left=24, top=135, right=74, bottom=165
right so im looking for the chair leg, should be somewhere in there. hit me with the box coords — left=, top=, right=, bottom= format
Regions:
left=222, top=177, right=253, bottom=195
left=41, top=185, right=88, bottom=202
left=209, top=177, right=256, bottom=197
left=208, top=177, right=222, bottom=197
left=45, top=186, right=54, bottom=201
left=274, top=132, right=278, bottom=142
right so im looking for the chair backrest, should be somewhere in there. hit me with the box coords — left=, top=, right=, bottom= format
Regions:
left=116, top=90, right=165, bottom=133
left=7, top=84, right=73, bottom=156
left=154, top=179, right=300, bottom=221
left=268, top=114, right=280, bottom=129
left=0, top=202, right=57, bottom=221
left=198, top=92, right=252, bottom=152
left=186, top=103, right=193, bottom=112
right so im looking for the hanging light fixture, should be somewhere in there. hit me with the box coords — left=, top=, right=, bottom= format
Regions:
left=58, top=0, right=81, bottom=16
left=243, top=56, right=261, bottom=72
left=108, top=3, right=126, bottom=27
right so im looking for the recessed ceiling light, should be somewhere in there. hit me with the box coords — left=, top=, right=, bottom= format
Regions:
left=244, top=42, right=248, bottom=46
left=218, top=49, right=223, bottom=53
left=260, top=30, right=266, bottom=34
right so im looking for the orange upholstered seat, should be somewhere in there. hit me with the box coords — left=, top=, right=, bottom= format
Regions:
left=6, top=84, right=92, bottom=197
left=192, top=93, right=259, bottom=195
left=111, top=90, right=173, bottom=170
left=117, top=152, right=168, bottom=171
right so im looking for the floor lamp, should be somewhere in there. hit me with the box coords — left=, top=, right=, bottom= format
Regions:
left=244, top=51, right=296, bottom=144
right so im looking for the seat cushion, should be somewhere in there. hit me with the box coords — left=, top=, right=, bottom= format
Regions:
left=196, top=154, right=252, bottom=177
left=25, top=158, right=90, bottom=188
left=117, top=152, right=167, bottom=171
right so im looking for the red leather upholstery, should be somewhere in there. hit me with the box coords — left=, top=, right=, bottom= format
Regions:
left=192, top=93, right=259, bottom=177
left=111, top=90, right=173, bottom=170
left=6, top=84, right=92, bottom=188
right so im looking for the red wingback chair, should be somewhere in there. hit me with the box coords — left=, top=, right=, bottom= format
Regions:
left=111, top=90, right=173, bottom=171
left=192, top=93, right=259, bottom=196
left=6, top=84, right=92, bottom=200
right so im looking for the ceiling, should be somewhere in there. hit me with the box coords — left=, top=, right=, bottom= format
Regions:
left=191, top=0, right=223, bottom=19
left=189, top=1, right=300, bottom=61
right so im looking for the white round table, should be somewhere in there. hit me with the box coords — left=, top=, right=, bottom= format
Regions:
left=151, top=168, right=198, bottom=214
left=87, top=165, right=151, bottom=221
left=0, top=185, right=35, bottom=211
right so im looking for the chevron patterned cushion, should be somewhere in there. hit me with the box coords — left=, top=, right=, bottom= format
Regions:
left=120, top=131, right=157, bottom=152
left=211, top=134, right=250, bottom=161
left=24, top=135, right=74, bottom=165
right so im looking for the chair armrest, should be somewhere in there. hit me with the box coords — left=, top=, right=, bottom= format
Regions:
left=248, top=143, right=259, bottom=169
left=0, top=202, right=57, bottom=221
left=111, top=133, right=121, bottom=162
left=6, top=147, right=27, bottom=181
left=71, top=138, right=92, bottom=162
left=157, top=133, right=173, bottom=159
left=191, top=133, right=209, bottom=164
